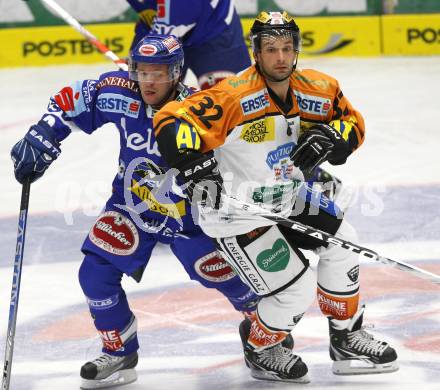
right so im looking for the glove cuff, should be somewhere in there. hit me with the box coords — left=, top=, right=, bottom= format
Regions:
left=174, top=151, right=220, bottom=183
left=24, top=121, right=61, bottom=159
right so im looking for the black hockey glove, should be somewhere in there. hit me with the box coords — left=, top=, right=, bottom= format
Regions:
left=11, top=120, right=61, bottom=184
left=175, top=151, right=224, bottom=209
left=290, top=123, right=351, bottom=173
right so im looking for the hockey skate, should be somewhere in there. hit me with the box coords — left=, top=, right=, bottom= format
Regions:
left=239, top=317, right=294, bottom=349
left=329, top=306, right=398, bottom=375
left=239, top=319, right=309, bottom=383
left=80, top=351, right=138, bottom=389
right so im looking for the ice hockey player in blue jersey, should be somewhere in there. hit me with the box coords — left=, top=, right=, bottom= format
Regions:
left=10, top=34, right=261, bottom=389
left=127, top=0, right=251, bottom=89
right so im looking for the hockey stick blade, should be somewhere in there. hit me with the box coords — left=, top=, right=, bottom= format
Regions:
left=220, top=194, right=440, bottom=286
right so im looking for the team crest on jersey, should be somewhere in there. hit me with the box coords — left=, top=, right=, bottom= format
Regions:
left=240, top=117, right=275, bottom=143
left=240, top=89, right=270, bottom=115
left=266, top=142, right=295, bottom=180
left=89, top=211, right=139, bottom=256
left=133, top=158, right=166, bottom=186
left=130, top=178, right=186, bottom=219
left=194, top=252, right=236, bottom=283
left=294, top=92, right=331, bottom=116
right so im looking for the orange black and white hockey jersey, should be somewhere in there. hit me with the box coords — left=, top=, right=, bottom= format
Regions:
left=154, top=65, right=365, bottom=238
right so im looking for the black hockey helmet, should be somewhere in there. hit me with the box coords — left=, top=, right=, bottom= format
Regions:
left=250, top=11, right=301, bottom=53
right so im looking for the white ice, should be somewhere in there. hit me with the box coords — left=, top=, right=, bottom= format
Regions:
left=1, top=56, right=440, bottom=389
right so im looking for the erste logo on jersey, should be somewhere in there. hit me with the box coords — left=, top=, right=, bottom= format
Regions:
left=240, top=117, right=275, bottom=144
left=194, top=252, right=236, bottom=283
left=97, top=93, right=141, bottom=118
left=294, top=92, right=331, bottom=116
left=89, top=211, right=139, bottom=256
left=240, top=89, right=270, bottom=115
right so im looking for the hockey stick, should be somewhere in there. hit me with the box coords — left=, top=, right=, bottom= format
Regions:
left=220, top=194, right=440, bottom=286
left=40, top=0, right=128, bottom=71
left=2, top=179, right=31, bottom=390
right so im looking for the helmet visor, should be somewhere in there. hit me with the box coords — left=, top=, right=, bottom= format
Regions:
left=252, top=29, right=301, bottom=53
left=128, top=61, right=180, bottom=83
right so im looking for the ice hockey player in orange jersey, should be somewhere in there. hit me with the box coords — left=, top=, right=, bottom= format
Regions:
left=154, top=10, right=398, bottom=383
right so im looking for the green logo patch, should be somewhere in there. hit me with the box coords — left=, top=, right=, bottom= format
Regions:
left=252, top=181, right=301, bottom=204
left=256, top=239, right=290, bottom=272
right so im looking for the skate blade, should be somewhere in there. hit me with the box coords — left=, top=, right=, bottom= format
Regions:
left=332, top=359, right=399, bottom=375
left=250, top=369, right=310, bottom=384
left=80, top=368, right=137, bottom=389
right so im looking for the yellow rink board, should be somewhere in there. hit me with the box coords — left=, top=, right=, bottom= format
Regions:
left=0, top=23, right=134, bottom=68
left=242, top=16, right=382, bottom=57
left=382, top=13, right=440, bottom=55
left=1, top=14, right=439, bottom=68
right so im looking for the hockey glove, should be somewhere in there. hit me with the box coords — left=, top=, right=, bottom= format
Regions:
left=11, top=120, right=61, bottom=184
left=290, top=123, right=351, bottom=173
left=175, top=151, right=223, bottom=209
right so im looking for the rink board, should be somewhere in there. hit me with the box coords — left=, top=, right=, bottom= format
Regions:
left=1, top=14, right=440, bottom=68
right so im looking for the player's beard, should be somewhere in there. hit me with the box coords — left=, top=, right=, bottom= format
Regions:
left=258, top=63, right=294, bottom=83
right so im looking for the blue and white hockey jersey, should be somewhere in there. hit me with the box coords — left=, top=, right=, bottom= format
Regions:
left=127, top=0, right=237, bottom=47
left=42, top=70, right=195, bottom=236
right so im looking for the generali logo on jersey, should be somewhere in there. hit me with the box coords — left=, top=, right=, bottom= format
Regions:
left=240, top=89, right=270, bottom=115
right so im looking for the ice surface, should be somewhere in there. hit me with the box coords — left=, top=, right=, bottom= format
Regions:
left=1, top=57, right=439, bottom=389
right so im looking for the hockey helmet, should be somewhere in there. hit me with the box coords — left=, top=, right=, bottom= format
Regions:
left=250, top=11, right=301, bottom=53
left=128, top=34, right=184, bottom=82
